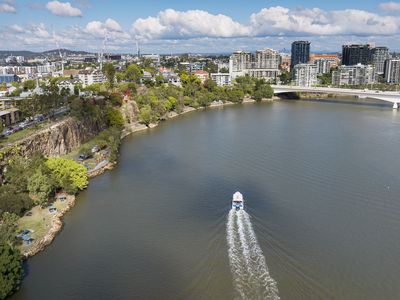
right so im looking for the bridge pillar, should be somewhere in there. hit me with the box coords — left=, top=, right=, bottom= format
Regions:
left=393, top=102, right=398, bottom=110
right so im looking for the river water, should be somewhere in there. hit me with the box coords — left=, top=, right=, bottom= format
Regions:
left=11, top=101, right=400, bottom=300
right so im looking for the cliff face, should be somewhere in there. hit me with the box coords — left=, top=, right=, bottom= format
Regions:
left=21, top=118, right=103, bottom=157
left=2, top=117, right=104, bottom=159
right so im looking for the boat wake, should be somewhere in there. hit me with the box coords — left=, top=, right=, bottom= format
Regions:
left=227, top=209, right=280, bottom=300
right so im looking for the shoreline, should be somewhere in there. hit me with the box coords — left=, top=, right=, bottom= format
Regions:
left=19, top=94, right=391, bottom=259
left=20, top=99, right=266, bottom=259
left=19, top=194, right=76, bottom=258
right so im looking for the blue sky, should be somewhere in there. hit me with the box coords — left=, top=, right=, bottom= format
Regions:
left=1, top=0, right=400, bottom=53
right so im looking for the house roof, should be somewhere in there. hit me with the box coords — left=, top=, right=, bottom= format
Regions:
left=193, top=70, right=208, bottom=75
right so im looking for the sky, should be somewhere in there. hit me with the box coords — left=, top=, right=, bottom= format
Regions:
left=1, top=0, right=400, bottom=53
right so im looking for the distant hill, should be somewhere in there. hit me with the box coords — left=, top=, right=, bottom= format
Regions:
left=42, top=49, right=93, bottom=56
left=0, top=49, right=94, bottom=59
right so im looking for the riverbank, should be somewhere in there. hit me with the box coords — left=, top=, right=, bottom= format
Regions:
left=17, top=98, right=274, bottom=259
left=18, top=194, right=75, bottom=258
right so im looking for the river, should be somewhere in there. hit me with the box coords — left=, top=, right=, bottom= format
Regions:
left=11, top=100, right=400, bottom=299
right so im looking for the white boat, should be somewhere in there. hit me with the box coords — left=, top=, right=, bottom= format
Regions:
left=232, top=192, right=244, bottom=210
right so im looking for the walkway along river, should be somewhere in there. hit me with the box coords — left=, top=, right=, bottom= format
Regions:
left=11, top=100, right=400, bottom=300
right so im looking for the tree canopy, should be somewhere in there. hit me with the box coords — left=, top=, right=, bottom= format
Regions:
left=0, top=243, right=23, bottom=300
left=46, top=158, right=88, bottom=195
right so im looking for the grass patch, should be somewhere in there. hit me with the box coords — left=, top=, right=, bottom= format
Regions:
left=17, top=196, right=73, bottom=253
left=0, top=127, right=37, bottom=146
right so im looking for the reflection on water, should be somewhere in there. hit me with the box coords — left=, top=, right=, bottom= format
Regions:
left=12, top=101, right=400, bottom=300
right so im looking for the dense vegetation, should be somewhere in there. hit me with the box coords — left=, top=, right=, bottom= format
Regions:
left=134, top=73, right=273, bottom=125
left=0, top=154, right=88, bottom=216
left=0, top=242, right=23, bottom=299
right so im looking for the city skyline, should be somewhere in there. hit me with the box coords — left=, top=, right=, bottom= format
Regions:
left=1, top=0, right=400, bottom=53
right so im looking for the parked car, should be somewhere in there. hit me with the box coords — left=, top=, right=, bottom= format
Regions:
left=16, top=229, right=32, bottom=238
left=78, top=153, right=91, bottom=161
left=33, top=114, right=45, bottom=123
left=91, top=145, right=100, bottom=153
left=48, top=206, right=57, bottom=213
left=4, top=129, right=13, bottom=136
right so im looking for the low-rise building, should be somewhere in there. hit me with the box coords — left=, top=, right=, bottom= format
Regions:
left=210, top=73, right=231, bottom=86
left=0, top=74, right=20, bottom=83
left=159, top=68, right=181, bottom=86
left=57, top=79, right=83, bottom=94
left=292, top=64, right=318, bottom=87
left=332, top=64, right=376, bottom=86
left=78, top=70, right=105, bottom=87
left=0, top=108, right=20, bottom=127
left=193, top=70, right=209, bottom=83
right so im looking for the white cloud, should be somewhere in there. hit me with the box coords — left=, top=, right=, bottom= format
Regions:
left=0, top=1, right=16, bottom=13
left=379, top=2, right=400, bottom=10
left=85, top=19, right=127, bottom=37
left=250, top=7, right=399, bottom=36
left=46, top=1, right=82, bottom=17
left=131, top=7, right=400, bottom=41
left=9, top=24, right=24, bottom=33
left=105, top=18, right=122, bottom=32
left=2, top=6, right=400, bottom=53
left=132, top=9, right=250, bottom=40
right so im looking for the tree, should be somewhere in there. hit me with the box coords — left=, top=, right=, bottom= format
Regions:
left=46, top=158, right=88, bottom=194
left=138, top=105, right=154, bottom=126
left=234, top=76, right=255, bottom=95
left=124, top=64, right=142, bottom=83
left=226, top=87, right=244, bottom=103
left=102, top=63, right=116, bottom=89
left=0, top=186, right=32, bottom=216
left=28, top=170, right=55, bottom=206
left=203, top=78, right=217, bottom=92
left=165, top=96, right=177, bottom=111
left=107, top=107, right=124, bottom=127
left=219, top=67, right=229, bottom=73
left=279, top=71, right=292, bottom=84
left=0, top=243, right=23, bottom=299
left=253, top=83, right=274, bottom=102
left=318, top=73, right=332, bottom=85
left=155, top=75, right=166, bottom=86
left=204, top=62, right=218, bottom=73
left=4, top=157, right=31, bottom=193
left=22, top=80, right=36, bottom=91
left=0, top=212, right=19, bottom=246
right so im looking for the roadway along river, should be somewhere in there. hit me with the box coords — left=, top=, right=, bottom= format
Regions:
left=11, top=100, right=400, bottom=300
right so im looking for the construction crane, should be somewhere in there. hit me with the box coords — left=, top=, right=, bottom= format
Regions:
left=53, top=31, right=65, bottom=76
left=100, top=32, right=109, bottom=71
left=135, top=40, right=140, bottom=58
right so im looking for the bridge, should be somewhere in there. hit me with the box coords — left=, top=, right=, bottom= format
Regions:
left=271, top=85, right=400, bottom=109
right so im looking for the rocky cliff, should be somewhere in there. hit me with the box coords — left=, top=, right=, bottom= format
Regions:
left=1, top=117, right=104, bottom=160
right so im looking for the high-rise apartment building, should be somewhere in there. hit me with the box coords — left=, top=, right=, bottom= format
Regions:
left=371, top=47, right=390, bottom=74
left=291, top=41, right=310, bottom=69
left=384, top=59, right=400, bottom=84
left=229, top=48, right=281, bottom=82
left=342, top=44, right=373, bottom=66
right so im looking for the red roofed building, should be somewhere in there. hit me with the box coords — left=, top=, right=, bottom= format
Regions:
left=193, top=70, right=209, bottom=83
